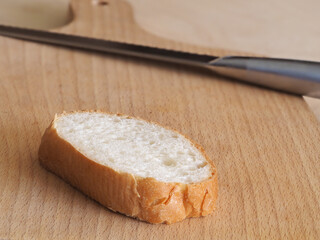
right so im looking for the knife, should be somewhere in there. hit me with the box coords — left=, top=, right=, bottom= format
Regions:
left=1, top=24, right=320, bottom=98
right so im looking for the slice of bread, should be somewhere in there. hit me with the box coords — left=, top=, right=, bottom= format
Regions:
left=38, top=111, right=218, bottom=224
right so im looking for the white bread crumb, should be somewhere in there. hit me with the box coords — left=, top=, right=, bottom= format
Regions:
left=55, top=112, right=212, bottom=184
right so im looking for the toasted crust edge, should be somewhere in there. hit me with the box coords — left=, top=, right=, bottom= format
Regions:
left=38, top=111, right=218, bottom=224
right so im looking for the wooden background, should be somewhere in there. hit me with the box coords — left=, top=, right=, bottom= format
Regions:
left=0, top=0, right=319, bottom=239
left=127, top=0, right=320, bottom=120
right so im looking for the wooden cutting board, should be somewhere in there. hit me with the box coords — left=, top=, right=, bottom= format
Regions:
left=0, top=0, right=319, bottom=239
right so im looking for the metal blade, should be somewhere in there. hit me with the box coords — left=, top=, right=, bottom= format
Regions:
left=0, top=24, right=217, bottom=67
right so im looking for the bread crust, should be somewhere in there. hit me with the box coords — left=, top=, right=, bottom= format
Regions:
left=38, top=111, right=218, bottom=224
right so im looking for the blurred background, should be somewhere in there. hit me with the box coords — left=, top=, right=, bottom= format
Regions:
left=2, top=0, right=318, bottom=117
left=1, top=0, right=319, bottom=61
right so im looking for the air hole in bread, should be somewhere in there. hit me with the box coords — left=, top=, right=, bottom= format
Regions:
left=162, top=158, right=177, bottom=167
left=197, top=162, right=208, bottom=168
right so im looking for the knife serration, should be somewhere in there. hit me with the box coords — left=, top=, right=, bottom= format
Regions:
left=1, top=24, right=320, bottom=97
left=0, top=24, right=217, bottom=67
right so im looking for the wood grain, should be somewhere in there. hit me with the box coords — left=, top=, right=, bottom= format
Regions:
left=128, top=0, right=320, bottom=121
left=0, top=0, right=319, bottom=239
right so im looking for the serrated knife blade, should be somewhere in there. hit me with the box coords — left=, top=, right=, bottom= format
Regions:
left=1, top=24, right=320, bottom=98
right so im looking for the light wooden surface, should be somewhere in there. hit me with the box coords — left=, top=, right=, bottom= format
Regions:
left=128, top=0, right=320, bottom=120
left=128, top=0, right=320, bottom=61
left=0, top=0, right=320, bottom=239
left=0, top=0, right=72, bottom=29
